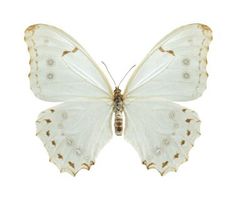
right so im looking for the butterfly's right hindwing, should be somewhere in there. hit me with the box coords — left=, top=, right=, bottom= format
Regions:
left=124, top=98, right=200, bottom=175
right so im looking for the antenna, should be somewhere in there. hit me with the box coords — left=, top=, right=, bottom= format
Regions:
left=118, top=64, right=136, bottom=87
left=101, top=61, right=117, bottom=86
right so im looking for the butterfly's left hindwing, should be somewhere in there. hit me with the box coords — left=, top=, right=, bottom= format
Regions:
left=36, top=99, right=113, bottom=176
left=124, top=98, right=200, bottom=175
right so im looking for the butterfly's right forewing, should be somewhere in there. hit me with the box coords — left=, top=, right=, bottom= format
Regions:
left=124, top=24, right=212, bottom=101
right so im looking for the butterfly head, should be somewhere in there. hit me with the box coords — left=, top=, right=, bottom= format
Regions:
left=113, top=87, right=121, bottom=95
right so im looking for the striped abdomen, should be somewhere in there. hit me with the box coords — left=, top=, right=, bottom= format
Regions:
left=115, top=111, right=123, bottom=136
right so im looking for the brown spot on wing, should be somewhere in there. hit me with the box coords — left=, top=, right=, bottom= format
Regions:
left=62, top=50, right=70, bottom=56
left=142, top=160, right=147, bottom=165
left=142, top=160, right=156, bottom=169
left=147, top=163, right=156, bottom=169
left=185, top=119, right=192, bottom=123
left=72, top=47, right=79, bottom=53
left=81, top=163, right=90, bottom=170
left=90, top=161, right=95, bottom=166
left=45, top=119, right=52, bottom=123
left=167, top=50, right=175, bottom=56
left=62, top=47, right=79, bottom=57
left=51, top=140, right=56, bottom=146
left=68, top=161, right=75, bottom=169
left=46, top=130, right=50, bottom=136
left=159, top=46, right=175, bottom=56
left=159, top=46, right=165, bottom=52
left=57, top=154, right=63, bottom=159
left=186, top=130, right=191, bottom=136
left=162, top=161, right=168, bottom=168
left=174, top=153, right=179, bottom=159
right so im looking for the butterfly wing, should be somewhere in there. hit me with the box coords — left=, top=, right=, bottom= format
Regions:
left=24, top=24, right=113, bottom=101
left=123, top=24, right=212, bottom=101
left=124, top=98, right=200, bottom=175
left=36, top=99, right=113, bottom=176
left=25, top=24, right=114, bottom=175
left=123, top=24, right=212, bottom=175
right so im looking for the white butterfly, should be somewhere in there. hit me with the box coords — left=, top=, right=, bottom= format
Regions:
left=25, top=23, right=212, bottom=176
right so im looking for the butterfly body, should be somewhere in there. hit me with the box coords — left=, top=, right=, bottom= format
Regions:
left=25, top=23, right=212, bottom=176
left=113, top=87, right=124, bottom=136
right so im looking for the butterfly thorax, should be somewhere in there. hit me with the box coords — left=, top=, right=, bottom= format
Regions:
left=113, top=87, right=124, bottom=136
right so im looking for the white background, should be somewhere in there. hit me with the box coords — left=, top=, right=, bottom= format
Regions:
left=0, top=0, right=235, bottom=199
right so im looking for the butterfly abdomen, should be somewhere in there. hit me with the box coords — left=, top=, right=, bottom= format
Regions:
left=113, top=87, right=124, bottom=136
left=115, top=111, right=123, bottom=135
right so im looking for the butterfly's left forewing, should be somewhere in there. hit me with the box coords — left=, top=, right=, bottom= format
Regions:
left=25, top=24, right=113, bottom=101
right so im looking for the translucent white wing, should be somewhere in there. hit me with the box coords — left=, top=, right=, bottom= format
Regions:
left=124, top=24, right=212, bottom=101
left=24, top=24, right=113, bottom=101
left=124, top=98, right=200, bottom=175
left=36, top=99, right=113, bottom=176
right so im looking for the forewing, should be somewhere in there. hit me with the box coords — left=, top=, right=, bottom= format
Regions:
left=25, top=24, right=112, bottom=101
left=124, top=98, right=200, bottom=175
left=36, top=99, right=113, bottom=176
left=124, top=24, right=212, bottom=101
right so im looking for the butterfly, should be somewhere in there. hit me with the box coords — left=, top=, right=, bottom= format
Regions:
left=24, top=23, right=212, bottom=176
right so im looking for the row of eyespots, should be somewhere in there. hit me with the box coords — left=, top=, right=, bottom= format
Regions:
left=180, top=25, right=212, bottom=87
left=45, top=47, right=79, bottom=81
left=149, top=134, right=190, bottom=173
left=145, top=107, right=200, bottom=174
left=38, top=109, right=97, bottom=174
left=45, top=129, right=95, bottom=173
left=46, top=58, right=56, bottom=80
left=26, top=26, right=57, bottom=82
left=182, top=58, right=191, bottom=80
